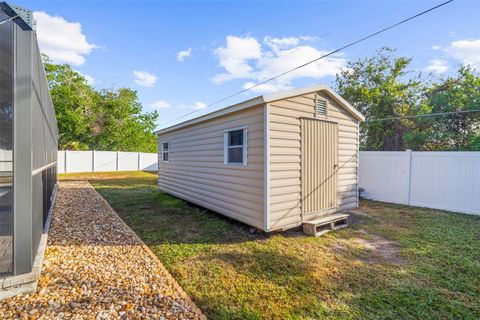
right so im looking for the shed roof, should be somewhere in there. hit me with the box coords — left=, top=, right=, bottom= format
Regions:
left=156, top=85, right=365, bottom=135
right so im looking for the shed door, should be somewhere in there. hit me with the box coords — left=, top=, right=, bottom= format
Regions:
left=301, top=118, right=338, bottom=216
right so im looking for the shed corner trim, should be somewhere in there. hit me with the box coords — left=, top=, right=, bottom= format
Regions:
left=263, top=103, right=271, bottom=232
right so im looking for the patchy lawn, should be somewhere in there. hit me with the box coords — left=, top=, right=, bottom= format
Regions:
left=60, top=171, right=480, bottom=320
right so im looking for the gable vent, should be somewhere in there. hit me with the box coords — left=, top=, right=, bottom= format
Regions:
left=316, top=99, right=327, bottom=116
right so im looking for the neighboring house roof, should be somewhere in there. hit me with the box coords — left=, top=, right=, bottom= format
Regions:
left=155, top=85, right=365, bottom=135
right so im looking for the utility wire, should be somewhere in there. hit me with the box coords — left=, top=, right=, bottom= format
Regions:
left=366, top=109, right=480, bottom=122
left=159, top=0, right=453, bottom=127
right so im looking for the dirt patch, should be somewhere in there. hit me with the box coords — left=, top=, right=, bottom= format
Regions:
left=347, top=209, right=380, bottom=227
left=354, top=229, right=405, bottom=265
left=332, top=229, right=405, bottom=266
left=349, top=210, right=372, bottom=218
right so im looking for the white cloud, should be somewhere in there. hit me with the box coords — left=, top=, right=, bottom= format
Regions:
left=150, top=100, right=171, bottom=109
left=191, top=102, right=207, bottom=110
left=212, top=35, right=346, bottom=93
left=177, top=48, right=192, bottom=62
left=242, top=81, right=291, bottom=93
left=446, top=39, right=480, bottom=68
left=431, top=45, right=441, bottom=51
left=83, top=74, right=95, bottom=85
left=75, top=71, right=95, bottom=85
left=133, top=70, right=157, bottom=87
left=177, top=101, right=208, bottom=110
left=33, top=11, right=97, bottom=66
left=258, top=45, right=345, bottom=84
left=213, top=36, right=262, bottom=83
left=424, top=59, right=449, bottom=74
left=264, top=36, right=300, bottom=52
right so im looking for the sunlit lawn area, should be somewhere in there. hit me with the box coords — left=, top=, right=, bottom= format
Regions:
left=60, top=171, right=480, bottom=319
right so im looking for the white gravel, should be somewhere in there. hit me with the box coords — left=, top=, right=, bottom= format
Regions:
left=0, top=180, right=205, bottom=319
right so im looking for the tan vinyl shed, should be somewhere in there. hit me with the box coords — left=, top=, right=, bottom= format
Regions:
left=155, top=85, right=365, bottom=232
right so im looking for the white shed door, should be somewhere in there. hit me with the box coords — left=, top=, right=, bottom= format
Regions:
left=301, top=118, right=338, bottom=215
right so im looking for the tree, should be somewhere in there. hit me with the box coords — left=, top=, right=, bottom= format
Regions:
left=335, top=47, right=427, bottom=151
left=44, top=57, right=98, bottom=150
left=422, top=66, right=480, bottom=151
left=44, top=57, right=159, bottom=152
left=92, top=88, right=159, bottom=152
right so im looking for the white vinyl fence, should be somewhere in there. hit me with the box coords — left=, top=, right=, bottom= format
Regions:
left=58, top=151, right=158, bottom=173
left=0, top=150, right=12, bottom=172
left=359, top=151, right=480, bottom=215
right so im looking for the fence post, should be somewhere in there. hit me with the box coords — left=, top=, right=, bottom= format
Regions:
left=116, top=151, right=119, bottom=171
left=406, top=149, right=413, bottom=205
left=138, top=152, right=141, bottom=171
left=356, top=125, right=360, bottom=208
left=65, top=150, right=68, bottom=173
left=92, top=150, right=95, bottom=172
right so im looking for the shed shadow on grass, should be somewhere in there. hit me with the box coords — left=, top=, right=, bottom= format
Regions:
left=89, top=186, right=271, bottom=246
left=53, top=186, right=271, bottom=247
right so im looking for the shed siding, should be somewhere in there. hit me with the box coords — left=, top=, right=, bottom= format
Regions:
left=268, top=92, right=359, bottom=230
left=158, top=105, right=265, bottom=229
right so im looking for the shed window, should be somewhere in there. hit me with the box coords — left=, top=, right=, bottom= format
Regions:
left=224, top=127, right=247, bottom=165
left=316, top=98, right=327, bottom=117
left=162, top=142, right=169, bottom=162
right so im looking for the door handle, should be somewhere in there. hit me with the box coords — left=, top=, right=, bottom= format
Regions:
left=333, top=164, right=338, bottom=169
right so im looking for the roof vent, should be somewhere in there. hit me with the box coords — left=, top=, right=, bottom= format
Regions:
left=316, top=99, right=327, bottom=116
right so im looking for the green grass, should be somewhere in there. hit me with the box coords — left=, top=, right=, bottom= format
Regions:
left=60, top=171, right=480, bottom=319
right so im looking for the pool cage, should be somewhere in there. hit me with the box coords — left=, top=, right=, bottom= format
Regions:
left=0, top=2, right=58, bottom=278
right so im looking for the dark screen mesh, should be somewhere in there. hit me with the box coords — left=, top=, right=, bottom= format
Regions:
left=0, top=19, right=14, bottom=276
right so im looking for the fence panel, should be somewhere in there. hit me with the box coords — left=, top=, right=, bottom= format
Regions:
left=359, top=151, right=480, bottom=215
left=410, top=152, right=480, bottom=214
left=0, top=150, right=12, bottom=172
left=57, top=151, right=65, bottom=173
left=358, top=151, right=410, bottom=205
left=66, top=151, right=93, bottom=173
left=94, top=151, right=117, bottom=172
left=139, top=152, right=158, bottom=171
left=58, top=151, right=158, bottom=173
left=117, top=152, right=138, bottom=171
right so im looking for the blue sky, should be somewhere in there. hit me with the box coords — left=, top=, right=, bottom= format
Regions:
left=15, top=0, right=480, bottom=129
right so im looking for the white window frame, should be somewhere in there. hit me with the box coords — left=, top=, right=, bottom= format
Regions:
left=161, top=141, right=170, bottom=162
left=224, top=126, right=248, bottom=166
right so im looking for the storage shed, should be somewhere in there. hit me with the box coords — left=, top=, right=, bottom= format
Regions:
left=156, top=85, right=365, bottom=232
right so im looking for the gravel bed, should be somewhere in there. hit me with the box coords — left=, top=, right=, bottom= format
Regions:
left=0, top=180, right=204, bottom=319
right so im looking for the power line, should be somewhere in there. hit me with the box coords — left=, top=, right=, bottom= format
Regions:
left=159, top=0, right=453, bottom=127
left=366, top=109, right=480, bottom=122
left=160, top=19, right=349, bottom=127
